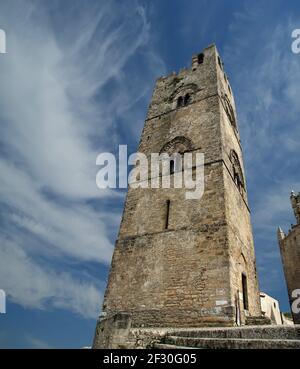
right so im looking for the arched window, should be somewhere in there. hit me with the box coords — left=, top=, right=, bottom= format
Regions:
left=230, top=150, right=245, bottom=192
left=160, top=136, right=194, bottom=156
left=159, top=137, right=193, bottom=179
left=176, top=93, right=191, bottom=109
left=222, top=93, right=237, bottom=130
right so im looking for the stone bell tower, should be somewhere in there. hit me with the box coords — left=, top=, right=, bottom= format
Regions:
left=278, top=191, right=300, bottom=324
left=93, top=45, right=261, bottom=348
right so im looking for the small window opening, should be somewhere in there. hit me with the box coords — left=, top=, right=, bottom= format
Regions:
left=165, top=200, right=170, bottom=229
left=170, top=160, right=175, bottom=175
left=184, top=93, right=190, bottom=106
left=218, top=56, right=222, bottom=69
left=197, top=53, right=204, bottom=64
left=177, top=96, right=183, bottom=108
left=234, top=171, right=239, bottom=188
left=242, top=274, right=249, bottom=310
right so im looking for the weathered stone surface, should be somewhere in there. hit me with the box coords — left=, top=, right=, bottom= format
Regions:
left=278, top=192, right=300, bottom=324
left=93, top=45, right=262, bottom=348
left=157, top=337, right=300, bottom=349
left=245, top=315, right=272, bottom=326
left=93, top=313, right=131, bottom=349
left=164, top=325, right=300, bottom=339
left=130, top=325, right=300, bottom=349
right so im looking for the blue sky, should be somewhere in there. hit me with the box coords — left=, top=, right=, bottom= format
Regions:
left=0, top=0, right=299, bottom=348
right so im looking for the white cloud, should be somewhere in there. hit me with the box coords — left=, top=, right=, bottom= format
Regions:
left=0, top=0, right=165, bottom=317
left=0, top=239, right=102, bottom=318
left=0, top=158, right=116, bottom=263
left=25, top=336, right=53, bottom=349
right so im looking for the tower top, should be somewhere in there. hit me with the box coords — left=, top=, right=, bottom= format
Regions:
left=290, top=191, right=300, bottom=224
left=147, top=44, right=235, bottom=131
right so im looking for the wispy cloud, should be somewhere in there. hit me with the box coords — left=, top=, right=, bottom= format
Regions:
left=0, top=239, right=102, bottom=318
left=25, top=335, right=53, bottom=349
left=223, top=2, right=300, bottom=298
left=224, top=9, right=300, bottom=227
left=0, top=0, right=165, bottom=318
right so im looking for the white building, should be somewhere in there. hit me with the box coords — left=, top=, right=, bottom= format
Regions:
left=260, top=292, right=283, bottom=325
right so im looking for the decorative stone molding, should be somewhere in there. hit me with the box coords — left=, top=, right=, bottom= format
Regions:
left=159, top=136, right=194, bottom=155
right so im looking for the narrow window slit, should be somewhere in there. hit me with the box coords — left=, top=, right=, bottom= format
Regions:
left=165, top=200, right=170, bottom=229
left=242, top=274, right=249, bottom=310
left=170, top=160, right=175, bottom=175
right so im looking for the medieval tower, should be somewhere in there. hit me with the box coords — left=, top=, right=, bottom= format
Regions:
left=93, top=45, right=262, bottom=348
left=278, top=192, right=300, bottom=324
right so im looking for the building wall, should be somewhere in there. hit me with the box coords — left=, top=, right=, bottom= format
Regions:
left=260, top=292, right=282, bottom=325
left=103, top=164, right=233, bottom=327
left=278, top=198, right=300, bottom=324
left=281, top=314, right=294, bottom=326
left=96, top=45, right=261, bottom=339
left=218, top=72, right=261, bottom=320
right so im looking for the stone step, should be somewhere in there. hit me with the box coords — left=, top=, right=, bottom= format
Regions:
left=246, top=316, right=272, bottom=325
left=168, top=325, right=300, bottom=340
left=164, top=336, right=300, bottom=349
left=153, top=343, right=198, bottom=349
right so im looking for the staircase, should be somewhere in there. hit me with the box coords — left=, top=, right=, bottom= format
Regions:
left=245, top=315, right=272, bottom=325
left=153, top=325, right=300, bottom=349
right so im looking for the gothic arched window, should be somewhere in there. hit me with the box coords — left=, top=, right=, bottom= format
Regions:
left=222, top=93, right=237, bottom=130
left=230, top=150, right=245, bottom=192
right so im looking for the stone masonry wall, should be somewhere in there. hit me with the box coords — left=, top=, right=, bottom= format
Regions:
left=94, top=45, right=261, bottom=347
left=103, top=163, right=234, bottom=327
left=279, top=224, right=300, bottom=324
